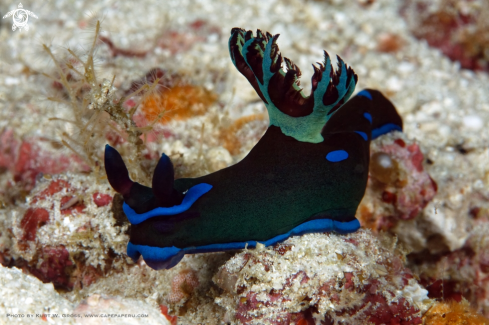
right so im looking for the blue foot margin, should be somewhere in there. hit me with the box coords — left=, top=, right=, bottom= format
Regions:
left=127, top=218, right=361, bottom=270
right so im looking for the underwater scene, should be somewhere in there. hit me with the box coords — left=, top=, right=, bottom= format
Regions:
left=0, top=0, right=488, bottom=324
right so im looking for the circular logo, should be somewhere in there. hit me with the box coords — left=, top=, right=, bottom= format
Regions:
left=13, top=9, right=28, bottom=28
left=2, top=3, right=38, bottom=32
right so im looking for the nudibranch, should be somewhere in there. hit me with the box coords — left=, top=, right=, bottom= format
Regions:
left=104, top=28, right=403, bottom=270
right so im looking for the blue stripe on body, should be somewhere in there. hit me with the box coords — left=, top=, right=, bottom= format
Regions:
left=372, top=123, right=402, bottom=139
left=123, top=183, right=213, bottom=225
left=356, top=90, right=372, bottom=100
left=363, top=112, right=372, bottom=124
left=127, top=218, right=361, bottom=270
left=354, top=131, right=368, bottom=141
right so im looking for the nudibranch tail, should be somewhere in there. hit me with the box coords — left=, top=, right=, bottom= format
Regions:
left=357, top=89, right=403, bottom=138
left=229, top=28, right=358, bottom=143
left=321, top=89, right=403, bottom=141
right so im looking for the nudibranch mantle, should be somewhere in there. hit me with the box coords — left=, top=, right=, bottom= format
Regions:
left=104, top=28, right=403, bottom=270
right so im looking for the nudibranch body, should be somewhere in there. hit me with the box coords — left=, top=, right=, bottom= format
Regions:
left=104, top=28, right=403, bottom=270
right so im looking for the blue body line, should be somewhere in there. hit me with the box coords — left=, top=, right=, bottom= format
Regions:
left=363, top=112, right=372, bottom=124
left=354, top=131, right=368, bottom=141
left=127, top=218, right=361, bottom=269
left=123, top=183, right=213, bottom=225
left=372, top=123, right=402, bottom=139
left=356, top=90, right=372, bottom=100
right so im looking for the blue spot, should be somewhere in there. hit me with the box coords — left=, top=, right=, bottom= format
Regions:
left=127, top=218, right=361, bottom=270
left=123, top=183, right=213, bottom=225
left=356, top=90, right=372, bottom=100
left=354, top=131, right=368, bottom=141
left=372, top=123, right=402, bottom=139
left=363, top=112, right=372, bottom=124
left=326, top=150, right=349, bottom=162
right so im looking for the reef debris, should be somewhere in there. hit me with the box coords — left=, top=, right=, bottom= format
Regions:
left=213, top=230, right=431, bottom=324
left=358, top=131, right=437, bottom=231
left=401, top=0, right=489, bottom=71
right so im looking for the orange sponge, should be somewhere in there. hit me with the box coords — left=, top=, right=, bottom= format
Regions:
left=423, top=300, right=489, bottom=325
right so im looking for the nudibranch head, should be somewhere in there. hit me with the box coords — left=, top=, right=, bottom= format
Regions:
left=229, top=28, right=358, bottom=143
left=104, top=145, right=185, bottom=215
